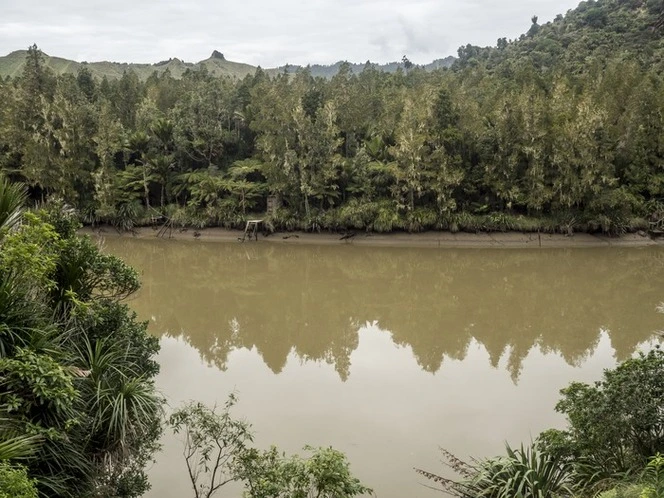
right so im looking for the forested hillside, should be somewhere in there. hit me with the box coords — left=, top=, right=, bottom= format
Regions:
left=1, top=0, right=663, bottom=235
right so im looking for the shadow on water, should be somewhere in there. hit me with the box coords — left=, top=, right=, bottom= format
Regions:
left=102, top=237, right=664, bottom=382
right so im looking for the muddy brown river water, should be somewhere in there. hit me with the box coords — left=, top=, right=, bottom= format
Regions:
left=101, top=237, right=664, bottom=498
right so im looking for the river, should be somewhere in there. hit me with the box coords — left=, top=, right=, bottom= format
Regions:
left=101, top=237, right=664, bottom=497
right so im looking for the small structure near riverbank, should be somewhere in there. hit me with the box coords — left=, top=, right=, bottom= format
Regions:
left=241, top=219, right=263, bottom=242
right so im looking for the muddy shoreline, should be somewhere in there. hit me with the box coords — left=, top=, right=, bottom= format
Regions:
left=80, top=225, right=663, bottom=249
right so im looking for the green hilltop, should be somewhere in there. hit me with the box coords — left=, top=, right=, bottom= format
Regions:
left=453, top=0, right=664, bottom=71
left=0, top=48, right=455, bottom=81
left=0, top=48, right=260, bottom=80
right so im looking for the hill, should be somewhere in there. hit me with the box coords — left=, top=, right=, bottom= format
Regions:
left=0, top=49, right=260, bottom=80
left=453, top=0, right=664, bottom=72
left=275, top=56, right=456, bottom=78
left=0, top=48, right=456, bottom=81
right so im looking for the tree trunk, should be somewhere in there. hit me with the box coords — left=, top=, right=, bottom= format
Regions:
left=143, top=168, right=151, bottom=210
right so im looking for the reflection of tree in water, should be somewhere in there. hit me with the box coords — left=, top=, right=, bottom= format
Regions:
left=105, top=238, right=664, bottom=382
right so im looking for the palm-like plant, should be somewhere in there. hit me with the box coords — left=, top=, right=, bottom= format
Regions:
left=416, top=443, right=573, bottom=498
left=74, top=333, right=161, bottom=458
left=0, top=175, right=28, bottom=235
left=0, top=271, right=56, bottom=358
left=638, top=454, right=664, bottom=498
left=0, top=418, right=41, bottom=461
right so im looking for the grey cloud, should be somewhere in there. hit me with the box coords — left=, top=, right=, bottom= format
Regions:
left=0, top=0, right=581, bottom=67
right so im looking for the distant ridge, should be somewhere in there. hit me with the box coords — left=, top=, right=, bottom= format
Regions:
left=0, top=49, right=456, bottom=81
left=276, top=56, right=456, bottom=78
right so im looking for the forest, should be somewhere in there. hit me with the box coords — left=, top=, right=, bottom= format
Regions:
left=2, top=1, right=664, bottom=496
left=1, top=0, right=663, bottom=235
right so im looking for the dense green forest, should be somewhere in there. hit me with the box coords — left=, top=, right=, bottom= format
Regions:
left=0, top=178, right=162, bottom=497
left=1, top=0, right=663, bottom=235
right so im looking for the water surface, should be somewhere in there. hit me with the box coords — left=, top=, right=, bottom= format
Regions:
left=101, top=238, right=664, bottom=497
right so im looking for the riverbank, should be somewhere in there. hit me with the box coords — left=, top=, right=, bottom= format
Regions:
left=80, top=225, right=663, bottom=249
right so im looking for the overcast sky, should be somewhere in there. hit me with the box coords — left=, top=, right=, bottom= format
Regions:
left=0, top=0, right=581, bottom=67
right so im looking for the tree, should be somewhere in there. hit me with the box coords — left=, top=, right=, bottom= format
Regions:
left=168, top=395, right=254, bottom=498
left=9, top=45, right=55, bottom=198
left=249, top=73, right=302, bottom=207
left=172, top=74, right=236, bottom=169
left=92, top=99, right=126, bottom=221
left=292, top=102, right=343, bottom=216
left=390, top=94, right=430, bottom=212
left=169, top=394, right=372, bottom=498
left=540, top=348, right=664, bottom=488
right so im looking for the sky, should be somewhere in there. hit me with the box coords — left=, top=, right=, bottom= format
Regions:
left=0, top=0, right=582, bottom=67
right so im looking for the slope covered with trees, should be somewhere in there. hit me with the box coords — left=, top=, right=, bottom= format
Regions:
left=1, top=0, right=663, bottom=235
left=0, top=177, right=162, bottom=497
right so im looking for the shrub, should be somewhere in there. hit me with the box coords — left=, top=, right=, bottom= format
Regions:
left=540, top=348, right=664, bottom=490
left=406, top=208, right=438, bottom=232
left=372, top=202, right=401, bottom=232
left=169, top=395, right=372, bottom=498
left=416, top=443, right=572, bottom=498
left=0, top=462, right=37, bottom=498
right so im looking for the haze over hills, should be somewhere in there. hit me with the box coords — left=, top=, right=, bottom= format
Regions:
left=0, top=48, right=456, bottom=81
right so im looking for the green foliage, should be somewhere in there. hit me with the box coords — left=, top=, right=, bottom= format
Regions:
left=640, top=454, right=664, bottom=498
left=0, top=175, right=27, bottom=235
left=540, top=348, right=664, bottom=489
left=0, top=181, right=162, bottom=497
left=0, top=270, right=55, bottom=358
left=596, top=484, right=645, bottom=498
left=50, top=234, right=140, bottom=314
left=168, top=395, right=254, bottom=498
left=4, top=5, right=664, bottom=235
left=416, top=443, right=572, bottom=498
left=169, top=395, right=372, bottom=498
left=596, top=454, right=664, bottom=498
left=240, top=446, right=373, bottom=498
left=0, top=462, right=38, bottom=498
left=0, top=430, right=41, bottom=461
left=0, top=212, right=60, bottom=291
left=0, top=349, right=77, bottom=421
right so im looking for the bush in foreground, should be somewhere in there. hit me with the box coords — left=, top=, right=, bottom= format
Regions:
left=418, top=347, right=664, bottom=497
left=169, top=395, right=373, bottom=498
